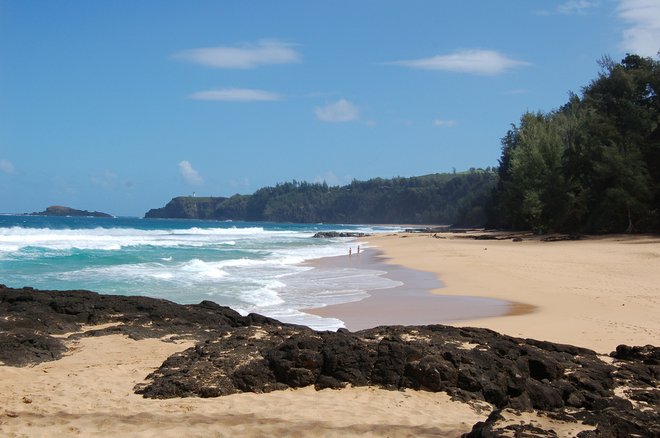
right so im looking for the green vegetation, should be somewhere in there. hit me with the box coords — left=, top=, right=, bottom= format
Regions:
left=148, top=55, right=659, bottom=233
left=489, top=54, right=660, bottom=233
left=145, top=170, right=497, bottom=226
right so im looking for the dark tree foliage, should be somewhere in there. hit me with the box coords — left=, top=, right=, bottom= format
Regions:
left=146, top=171, right=498, bottom=226
left=216, top=171, right=497, bottom=225
left=489, top=54, right=660, bottom=233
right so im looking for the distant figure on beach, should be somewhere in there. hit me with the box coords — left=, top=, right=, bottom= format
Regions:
left=357, top=245, right=360, bottom=254
left=349, top=248, right=352, bottom=257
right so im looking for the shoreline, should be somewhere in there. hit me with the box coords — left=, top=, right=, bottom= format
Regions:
left=343, top=231, right=660, bottom=353
left=304, top=248, right=529, bottom=330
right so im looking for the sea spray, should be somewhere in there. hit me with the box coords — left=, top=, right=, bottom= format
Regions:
left=0, top=215, right=403, bottom=330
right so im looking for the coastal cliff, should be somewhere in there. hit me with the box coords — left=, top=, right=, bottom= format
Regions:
left=144, top=196, right=227, bottom=219
left=29, top=205, right=112, bottom=218
left=1, top=285, right=657, bottom=437
left=144, top=171, right=497, bottom=225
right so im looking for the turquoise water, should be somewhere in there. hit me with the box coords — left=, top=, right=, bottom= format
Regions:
left=0, top=215, right=403, bottom=330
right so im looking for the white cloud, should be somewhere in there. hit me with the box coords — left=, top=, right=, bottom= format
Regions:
left=388, top=49, right=530, bottom=75
left=433, top=119, right=457, bottom=128
left=535, top=1, right=597, bottom=15
left=315, top=99, right=360, bottom=122
left=0, top=159, right=16, bottom=175
left=617, top=0, right=660, bottom=57
left=189, top=88, right=282, bottom=102
left=557, top=0, right=597, bottom=14
left=174, top=40, right=301, bottom=69
left=179, top=160, right=203, bottom=186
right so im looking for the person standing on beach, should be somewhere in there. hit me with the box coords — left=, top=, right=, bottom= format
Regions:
left=349, top=248, right=352, bottom=257
left=357, top=245, right=360, bottom=254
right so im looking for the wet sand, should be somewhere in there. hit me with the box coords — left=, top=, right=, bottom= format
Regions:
left=306, top=248, right=521, bottom=330
left=348, top=232, right=660, bottom=353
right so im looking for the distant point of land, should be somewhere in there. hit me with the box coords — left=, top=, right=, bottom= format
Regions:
left=29, top=205, right=113, bottom=218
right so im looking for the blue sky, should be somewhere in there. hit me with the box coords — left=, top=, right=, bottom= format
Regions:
left=1, top=0, right=659, bottom=216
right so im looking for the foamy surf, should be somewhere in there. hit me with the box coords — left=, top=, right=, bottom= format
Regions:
left=0, top=216, right=402, bottom=330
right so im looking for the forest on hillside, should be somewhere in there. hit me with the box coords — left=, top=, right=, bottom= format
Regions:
left=145, top=170, right=497, bottom=226
left=488, top=54, right=660, bottom=234
left=147, top=55, right=660, bottom=233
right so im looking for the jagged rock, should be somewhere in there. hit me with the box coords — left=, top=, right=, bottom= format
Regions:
left=0, top=285, right=280, bottom=365
left=0, top=329, right=67, bottom=366
left=403, top=227, right=452, bottom=233
left=312, top=231, right=370, bottom=238
left=1, top=285, right=658, bottom=436
left=612, top=344, right=660, bottom=365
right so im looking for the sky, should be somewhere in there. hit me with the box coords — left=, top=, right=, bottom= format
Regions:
left=1, top=1, right=659, bottom=217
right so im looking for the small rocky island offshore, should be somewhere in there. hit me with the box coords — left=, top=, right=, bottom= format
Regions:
left=29, top=205, right=113, bottom=218
left=1, top=285, right=657, bottom=437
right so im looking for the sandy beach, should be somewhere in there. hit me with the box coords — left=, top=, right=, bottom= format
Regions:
left=1, top=232, right=658, bottom=437
left=306, top=248, right=512, bottom=330
left=350, top=232, right=660, bottom=354
left=0, top=331, right=496, bottom=438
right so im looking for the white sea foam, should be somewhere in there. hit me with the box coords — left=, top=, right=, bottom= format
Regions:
left=0, top=226, right=290, bottom=252
left=1, top=219, right=407, bottom=329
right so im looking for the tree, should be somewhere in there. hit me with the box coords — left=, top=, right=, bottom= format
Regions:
left=490, top=54, right=660, bottom=233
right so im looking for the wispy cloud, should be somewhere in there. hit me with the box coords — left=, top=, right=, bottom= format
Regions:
left=617, top=0, right=660, bottom=57
left=315, top=99, right=360, bottom=122
left=174, top=40, right=301, bottom=69
left=189, top=88, right=282, bottom=102
left=557, top=0, right=598, bottom=14
left=433, top=119, right=457, bottom=128
left=179, top=160, right=203, bottom=186
left=314, top=171, right=340, bottom=186
left=0, top=159, right=16, bottom=175
left=537, top=0, right=598, bottom=15
left=388, top=49, right=530, bottom=75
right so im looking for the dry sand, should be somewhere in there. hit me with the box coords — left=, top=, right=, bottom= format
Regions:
left=0, top=329, right=494, bottom=437
left=3, top=232, right=656, bottom=436
left=359, top=232, right=660, bottom=354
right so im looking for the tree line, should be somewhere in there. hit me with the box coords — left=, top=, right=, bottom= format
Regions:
left=145, top=170, right=497, bottom=226
left=147, top=54, right=659, bottom=233
left=488, top=54, right=659, bottom=233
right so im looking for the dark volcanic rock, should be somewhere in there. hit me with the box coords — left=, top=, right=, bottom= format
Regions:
left=136, top=325, right=659, bottom=436
left=1, top=285, right=658, bottom=436
left=312, top=231, right=369, bottom=238
left=0, top=328, right=67, bottom=366
left=0, top=284, right=280, bottom=366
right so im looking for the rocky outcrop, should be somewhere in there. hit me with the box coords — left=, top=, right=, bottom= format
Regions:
left=312, top=231, right=369, bottom=238
left=144, top=196, right=227, bottom=219
left=29, top=205, right=112, bottom=218
left=136, top=324, right=659, bottom=436
left=1, top=285, right=658, bottom=436
left=0, top=285, right=278, bottom=366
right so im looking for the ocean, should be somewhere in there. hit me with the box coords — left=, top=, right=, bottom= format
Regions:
left=0, top=215, right=404, bottom=330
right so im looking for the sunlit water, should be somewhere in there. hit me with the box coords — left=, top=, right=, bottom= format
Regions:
left=0, top=215, right=404, bottom=330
